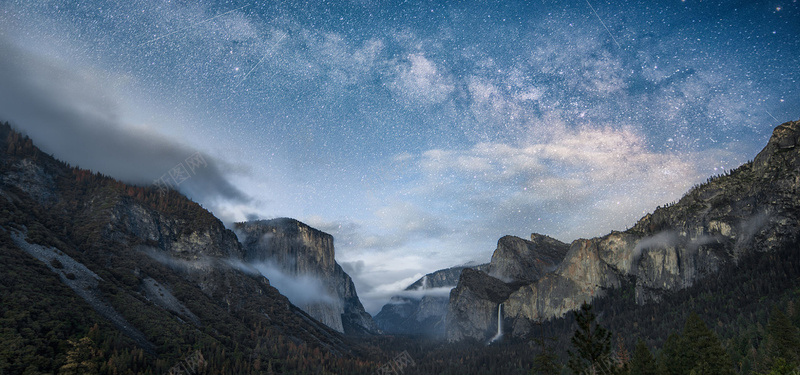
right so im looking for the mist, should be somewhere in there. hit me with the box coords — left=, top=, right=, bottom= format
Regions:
left=0, top=35, right=250, bottom=207
left=250, top=261, right=335, bottom=306
left=396, top=286, right=455, bottom=300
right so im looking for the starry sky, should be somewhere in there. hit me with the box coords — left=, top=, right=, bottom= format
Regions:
left=1, top=0, right=798, bottom=313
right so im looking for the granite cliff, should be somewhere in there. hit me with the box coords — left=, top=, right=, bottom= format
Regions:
left=0, top=122, right=374, bottom=373
left=235, top=218, right=380, bottom=335
left=488, top=234, right=569, bottom=282
left=446, top=235, right=568, bottom=341
left=447, top=120, right=800, bottom=342
left=374, top=263, right=488, bottom=336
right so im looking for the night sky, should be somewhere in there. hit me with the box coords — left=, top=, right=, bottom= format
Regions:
left=1, top=0, right=798, bottom=312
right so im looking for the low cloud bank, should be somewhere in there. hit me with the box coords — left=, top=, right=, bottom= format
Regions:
left=250, top=261, right=335, bottom=306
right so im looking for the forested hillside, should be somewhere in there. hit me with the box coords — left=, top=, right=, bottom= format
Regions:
left=0, top=122, right=381, bottom=374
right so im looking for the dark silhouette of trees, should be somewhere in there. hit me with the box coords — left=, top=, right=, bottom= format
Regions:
left=659, top=313, right=734, bottom=375
left=532, top=336, right=561, bottom=374
left=629, top=340, right=657, bottom=375
left=760, top=306, right=800, bottom=373
left=568, top=302, right=616, bottom=374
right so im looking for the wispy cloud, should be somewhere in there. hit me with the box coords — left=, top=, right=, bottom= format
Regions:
left=2, top=0, right=794, bottom=316
left=404, top=126, right=704, bottom=241
left=0, top=35, right=250, bottom=206
left=389, top=53, right=455, bottom=105
left=250, top=261, right=336, bottom=306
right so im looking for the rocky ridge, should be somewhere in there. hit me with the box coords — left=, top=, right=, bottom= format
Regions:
left=235, top=218, right=380, bottom=335
left=446, top=234, right=568, bottom=341
left=0, top=122, right=366, bottom=370
left=374, top=263, right=488, bottom=336
left=446, top=120, right=800, bottom=342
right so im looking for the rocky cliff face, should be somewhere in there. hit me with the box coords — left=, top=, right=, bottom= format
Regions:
left=446, top=235, right=568, bottom=341
left=374, top=264, right=487, bottom=336
left=235, top=218, right=380, bottom=335
left=405, top=264, right=488, bottom=290
left=488, top=234, right=569, bottom=282
left=445, top=269, right=525, bottom=342
left=447, top=120, right=800, bottom=342
left=0, top=122, right=365, bottom=371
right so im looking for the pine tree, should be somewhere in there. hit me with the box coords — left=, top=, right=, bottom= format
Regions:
left=759, top=357, right=797, bottom=375
left=658, top=332, right=690, bottom=375
left=629, top=340, right=657, bottom=375
left=532, top=336, right=561, bottom=375
left=568, top=302, right=616, bottom=374
left=615, top=334, right=630, bottom=373
left=764, top=306, right=800, bottom=367
left=682, top=312, right=734, bottom=375
left=59, top=337, right=100, bottom=375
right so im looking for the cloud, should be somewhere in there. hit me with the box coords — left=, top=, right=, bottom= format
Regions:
left=357, top=272, right=426, bottom=313
left=632, top=231, right=680, bottom=260
left=251, top=261, right=335, bottom=306
left=389, top=53, right=455, bottom=105
left=0, top=35, right=250, bottom=206
left=302, top=213, right=461, bottom=313
left=467, top=76, right=530, bottom=129
left=396, top=286, right=455, bottom=300
left=339, top=260, right=365, bottom=276
left=140, top=246, right=215, bottom=272
left=738, top=211, right=771, bottom=242
left=316, top=34, right=384, bottom=86
left=304, top=204, right=451, bottom=254
left=144, top=248, right=335, bottom=307
left=400, top=126, right=704, bottom=242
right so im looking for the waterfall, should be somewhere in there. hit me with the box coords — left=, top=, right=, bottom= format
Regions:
left=421, top=275, right=429, bottom=290
left=488, top=304, right=503, bottom=344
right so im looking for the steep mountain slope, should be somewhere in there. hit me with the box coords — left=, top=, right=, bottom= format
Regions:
left=488, top=234, right=569, bottom=282
left=446, top=234, right=568, bottom=341
left=377, top=234, right=569, bottom=339
left=374, top=264, right=488, bottom=336
left=0, top=122, right=377, bottom=373
left=234, top=218, right=380, bottom=335
left=446, top=120, right=800, bottom=342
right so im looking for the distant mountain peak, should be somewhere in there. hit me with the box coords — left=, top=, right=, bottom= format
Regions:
left=0, top=121, right=376, bottom=372
left=234, top=218, right=380, bottom=335
left=446, top=119, right=800, bottom=342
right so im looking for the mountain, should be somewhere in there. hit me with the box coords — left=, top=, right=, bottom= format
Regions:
left=0, top=122, right=378, bottom=373
left=373, top=263, right=487, bottom=336
left=446, top=234, right=568, bottom=341
left=375, top=233, right=568, bottom=338
left=487, top=234, right=569, bottom=282
left=234, top=218, right=380, bottom=335
left=446, top=119, right=800, bottom=343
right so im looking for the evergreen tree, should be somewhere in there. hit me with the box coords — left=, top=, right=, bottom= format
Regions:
left=629, top=340, right=657, bottom=375
left=765, top=306, right=800, bottom=367
left=615, top=334, right=630, bottom=374
left=658, top=332, right=690, bottom=375
left=759, top=357, right=797, bottom=375
left=59, top=337, right=100, bottom=375
left=682, top=313, right=734, bottom=375
left=568, top=302, right=616, bottom=374
left=531, top=336, right=561, bottom=375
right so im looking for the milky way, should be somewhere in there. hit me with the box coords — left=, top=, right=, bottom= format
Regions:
left=1, top=0, right=797, bottom=312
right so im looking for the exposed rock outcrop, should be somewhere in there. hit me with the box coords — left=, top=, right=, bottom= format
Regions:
left=445, top=269, right=524, bottom=342
left=0, top=122, right=362, bottom=365
left=235, top=218, right=380, bottom=335
left=374, top=264, right=487, bottom=336
left=445, top=234, right=569, bottom=341
left=488, top=234, right=569, bottom=282
left=447, top=120, right=800, bottom=342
